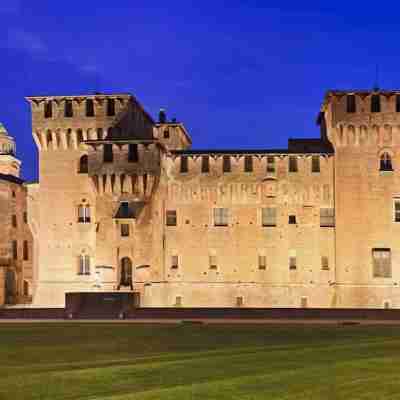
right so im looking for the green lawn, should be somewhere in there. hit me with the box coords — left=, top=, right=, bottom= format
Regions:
left=1, top=323, right=400, bottom=399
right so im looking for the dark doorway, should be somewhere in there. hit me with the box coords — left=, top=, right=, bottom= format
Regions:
left=119, top=257, right=133, bottom=290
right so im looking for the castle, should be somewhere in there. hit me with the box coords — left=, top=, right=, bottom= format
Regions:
left=0, top=90, right=399, bottom=309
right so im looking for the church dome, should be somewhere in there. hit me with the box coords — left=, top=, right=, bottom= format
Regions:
left=0, top=123, right=16, bottom=155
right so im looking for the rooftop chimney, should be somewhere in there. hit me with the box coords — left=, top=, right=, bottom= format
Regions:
left=158, top=109, right=167, bottom=124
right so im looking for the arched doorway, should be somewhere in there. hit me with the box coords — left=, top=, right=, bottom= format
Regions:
left=119, top=257, right=133, bottom=290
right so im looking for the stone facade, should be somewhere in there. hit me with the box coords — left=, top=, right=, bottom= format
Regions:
left=3, top=90, right=400, bottom=308
left=0, top=124, right=33, bottom=305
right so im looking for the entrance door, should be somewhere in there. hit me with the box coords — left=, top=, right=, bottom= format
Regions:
left=119, top=257, right=133, bottom=289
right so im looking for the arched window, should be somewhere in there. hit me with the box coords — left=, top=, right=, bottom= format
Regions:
left=77, top=129, right=84, bottom=145
left=119, top=257, right=133, bottom=288
left=78, top=204, right=91, bottom=223
left=78, top=254, right=90, bottom=275
left=78, top=155, right=88, bottom=173
left=380, top=152, right=393, bottom=172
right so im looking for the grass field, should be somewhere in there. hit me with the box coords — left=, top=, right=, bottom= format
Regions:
left=1, top=323, right=400, bottom=399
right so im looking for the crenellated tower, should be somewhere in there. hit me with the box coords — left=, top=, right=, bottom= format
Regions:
left=319, top=90, right=400, bottom=307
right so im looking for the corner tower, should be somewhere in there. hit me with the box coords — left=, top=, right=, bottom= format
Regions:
left=320, top=90, right=400, bottom=308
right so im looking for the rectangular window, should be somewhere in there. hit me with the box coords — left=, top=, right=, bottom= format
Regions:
left=86, top=99, right=95, bottom=117
left=236, top=296, right=243, bottom=307
left=214, top=208, right=229, bottom=226
left=288, top=156, right=298, bottom=172
left=321, top=256, right=329, bottom=270
left=180, top=156, right=188, bottom=173
left=175, top=296, right=182, bottom=306
left=289, top=256, right=297, bottom=270
left=372, top=248, right=391, bottom=278
left=23, top=212, right=27, bottom=224
left=44, top=101, right=53, bottom=118
left=320, top=208, right=335, bottom=227
left=11, top=215, right=17, bottom=228
left=166, top=210, right=177, bottom=226
left=244, top=156, right=253, bottom=172
left=103, top=144, right=113, bottom=163
left=371, top=94, right=381, bottom=113
left=64, top=100, right=73, bottom=117
left=79, top=255, right=91, bottom=275
left=288, top=215, right=296, bottom=225
left=23, top=240, right=29, bottom=261
left=266, top=156, right=275, bottom=173
left=311, top=156, right=320, bottom=173
left=128, top=144, right=139, bottom=162
left=396, top=95, right=400, bottom=113
left=107, top=98, right=116, bottom=116
left=394, top=199, right=400, bottom=222
left=346, top=94, right=356, bottom=113
left=209, top=255, right=218, bottom=270
left=223, top=156, right=231, bottom=173
left=201, top=156, right=210, bottom=173
left=121, top=224, right=130, bottom=237
left=12, top=240, right=17, bottom=260
left=262, top=208, right=277, bottom=227
left=258, top=255, right=266, bottom=270
left=78, top=205, right=91, bottom=223
left=171, top=255, right=179, bottom=269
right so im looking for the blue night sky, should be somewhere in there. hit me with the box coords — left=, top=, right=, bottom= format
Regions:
left=1, top=1, right=399, bottom=182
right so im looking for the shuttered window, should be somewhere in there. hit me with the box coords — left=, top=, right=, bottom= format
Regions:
left=372, top=248, right=391, bottom=278
left=78, top=205, right=91, bottom=223
left=262, top=208, right=277, bottom=227
left=214, top=208, right=229, bottom=226
left=320, top=208, right=335, bottom=227
left=78, top=255, right=91, bottom=275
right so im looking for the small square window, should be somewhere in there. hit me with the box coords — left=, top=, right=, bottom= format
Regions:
left=214, top=208, right=229, bottom=226
left=321, top=256, right=329, bottom=270
left=171, top=255, right=179, bottom=269
left=166, top=210, right=177, bottom=226
left=209, top=255, right=218, bottom=270
left=262, top=208, right=277, bottom=227
left=311, top=156, right=320, bottom=173
left=394, top=200, right=400, bottom=222
left=11, top=215, right=17, bottom=228
left=288, top=215, right=296, bottom=225
left=258, top=255, right=266, bottom=270
left=175, top=296, right=182, bottom=306
left=163, top=129, right=170, bottom=139
left=289, top=256, right=297, bottom=270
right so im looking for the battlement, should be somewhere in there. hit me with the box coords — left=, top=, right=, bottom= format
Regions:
left=26, top=93, right=156, bottom=152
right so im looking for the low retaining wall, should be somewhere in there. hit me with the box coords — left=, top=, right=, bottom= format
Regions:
left=1, top=307, right=400, bottom=320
